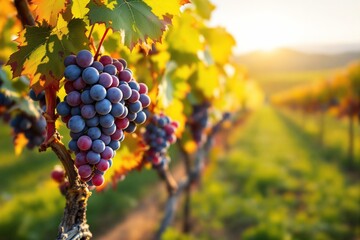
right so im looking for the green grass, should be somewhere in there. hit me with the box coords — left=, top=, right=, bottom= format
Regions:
left=164, top=106, right=359, bottom=240
left=0, top=124, right=159, bottom=240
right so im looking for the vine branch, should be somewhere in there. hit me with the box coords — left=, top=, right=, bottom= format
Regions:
left=14, top=0, right=35, bottom=26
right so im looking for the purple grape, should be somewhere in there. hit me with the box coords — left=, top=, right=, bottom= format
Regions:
left=124, top=122, right=136, bottom=133
left=78, top=164, right=92, bottom=179
left=119, top=85, right=132, bottom=100
left=98, top=72, right=113, bottom=88
left=139, top=94, right=151, bottom=108
left=113, top=61, right=124, bottom=72
left=90, top=84, right=107, bottom=101
left=95, top=99, right=112, bottom=115
left=128, top=90, right=140, bottom=103
left=68, top=139, right=80, bottom=152
left=71, top=107, right=81, bottom=116
left=99, top=114, right=114, bottom=128
left=64, top=55, right=76, bottom=67
left=81, top=90, right=94, bottom=104
left=87, top=151, right=101, bottom=164
left=108, top=140, right=120, bottom=150
left=101, top=123, right=116, bottom=135
left=56, top=102, right=71, bottom=116
left=91, top=61, right=104, bottom=72
left=134, top=111, right=146, bottom=124
left=73, top=77, right=86, bottom=90
left=66, top=91, right=81, bottom=107
left=119, top=69, right=132, bottom=82
left=82, top=67, right=99, bottom=84
left=101, top=146, right=113, bottom=159
left=100, top=134, right=111, bottom=145
left=126, top=112, right=137, bottom=121
left=118, top=58, right=127, bottom=68
left=68, top=115, right=85, bottom=133
left=128, top=101, right=142, bottom=113
left=99, top=55, right=112, bottom=66
left=128, top=81, right=139, bottom=91
left=110, top=102, right=125, bottom=117
left=81, top=105, right=96, bottom=119
left=97, top=159, right=110, bottom=172
left=91, top=139, right=105, bottom=153
left=106, top=87, right=123, bottom=103
left=86, top=116, right=99, bottom=127
left=87, top=127, right=101, bottom=140
left=77, top=135, right=92, bottom=151
left=64, top=65, right=82, bottom=81
left=76, top=50, right=94, bottom=68
left=103, top=64, right=117, bottom=75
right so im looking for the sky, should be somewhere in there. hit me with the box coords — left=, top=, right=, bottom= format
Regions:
left=209, top=0, right=360, bottom=54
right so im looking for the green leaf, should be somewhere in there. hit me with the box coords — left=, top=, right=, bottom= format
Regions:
left=7, top=17, right=89, bottom=94
left=87, top=0, right=168, bottom=49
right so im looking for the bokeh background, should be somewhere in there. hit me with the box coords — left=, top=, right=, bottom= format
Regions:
left=0, top=0, right=359, bottom=239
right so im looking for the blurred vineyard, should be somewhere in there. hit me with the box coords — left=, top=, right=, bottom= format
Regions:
left=0, top=0, right=359, bottom=239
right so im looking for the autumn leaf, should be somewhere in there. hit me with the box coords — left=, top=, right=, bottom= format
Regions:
left=14, top=133, right=28, bottom=156
left=32, top=0, right=69, bottom=26
left=201, top=27, right=236, bottom=64
left=7, top=17, right=89, bottom=94
left=71, top=0, right=91, bottom=19
left=87, top=0, right=170, bottom=50
left=143, top=0, right=181, bottom=18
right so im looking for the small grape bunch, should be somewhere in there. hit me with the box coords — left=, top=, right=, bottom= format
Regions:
left=189, top=103, right=210, bottom=144
left=57, top=50, right=150, bottom=187
left=142, top=114, right=178, bottom=168
left=51, top=166, right=69, bottom=195
left=10, top=112, right=47, bottom=149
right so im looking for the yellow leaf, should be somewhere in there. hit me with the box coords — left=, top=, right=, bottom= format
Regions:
left=14, top=133, right=28, bottom=156
left=72, top=0, right=90, bottom=19
left=143, top=0, right=181, bottom=18
left=32, top=0, right=69, bottom=26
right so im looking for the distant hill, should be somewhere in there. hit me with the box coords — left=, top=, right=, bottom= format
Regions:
left=236, top=48, right=360, bottom=75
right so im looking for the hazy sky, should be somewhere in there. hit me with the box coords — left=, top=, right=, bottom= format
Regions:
left=209, top=0, right=360, bottom=53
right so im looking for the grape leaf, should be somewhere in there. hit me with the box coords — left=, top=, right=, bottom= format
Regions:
left=201, top=27, right=236, bottom=64
left=143, top=0, right=181, bottom=18
left=32, top=0, right=69, bottom=26
left=87, top=0, right=169, bottom=50
left=7, top=17, right=89, bottom=94
left=71, top=0, right=91, bottom=19
left=191, top=0, right=215, bottom=20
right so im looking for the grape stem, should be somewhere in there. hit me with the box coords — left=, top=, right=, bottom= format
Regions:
left=94, top=27, right=110, bottom=60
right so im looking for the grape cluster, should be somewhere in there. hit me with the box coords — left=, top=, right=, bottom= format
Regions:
left=189, top=103, right=210, bottom=144
left=51, top=166, right=69, bottom=195
left=0, top=92, right=15, bottom=110
left=10, top=112, right=47, bottom=149
left=57, top=50, right=151, bottom=187
left=142, top=114, right=178, bottom=168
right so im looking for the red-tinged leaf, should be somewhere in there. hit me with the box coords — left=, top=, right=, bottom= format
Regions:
left=32, top=0, right=69, bottom=26
left=87, top=0, right=169, bottom=50
left=14, top=133, right=28, bottom=156
left=7, top=17, right=89, bottom=94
